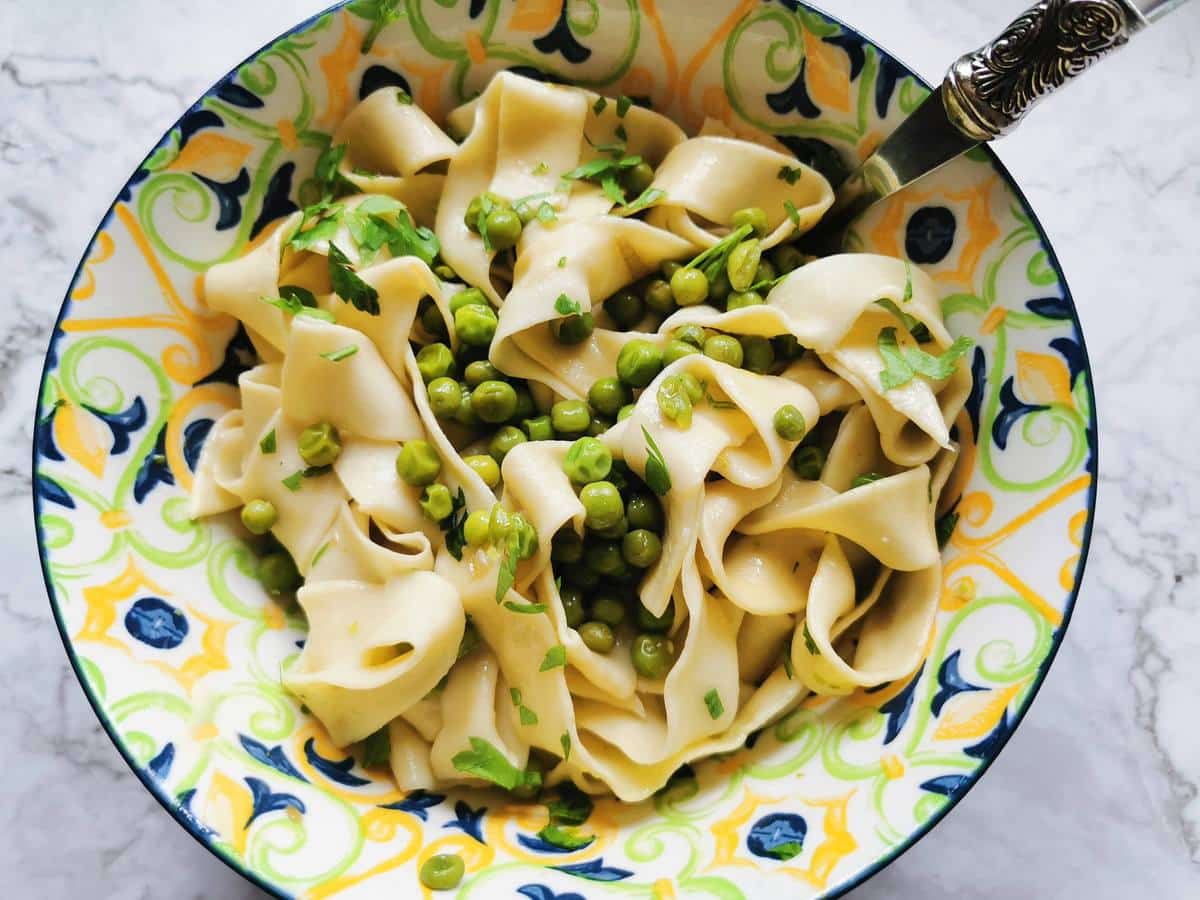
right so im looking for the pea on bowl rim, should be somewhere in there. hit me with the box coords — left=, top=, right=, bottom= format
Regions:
left=32, top=1, right=1098, bottom=896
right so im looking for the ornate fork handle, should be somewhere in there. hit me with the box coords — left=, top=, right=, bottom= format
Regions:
left=943, top=0, right=1154, bottom=141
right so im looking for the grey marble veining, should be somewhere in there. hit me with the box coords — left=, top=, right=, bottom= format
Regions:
left=1, top=1, right=1197, bottom=897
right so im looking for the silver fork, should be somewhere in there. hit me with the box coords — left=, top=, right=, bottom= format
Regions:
left=807, top=0, right=1189, bottom=251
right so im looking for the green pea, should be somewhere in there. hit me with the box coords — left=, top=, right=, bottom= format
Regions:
left=663, top=339, right=700, bottom=366
left=416, top=343, right=456, bottom=383
left=449, top=287, right=489, bottom=314
left=511, top=386, right=535, bottom=423
left=670, top=267, right=709, bottom=307
left=606, top=289, right=644, bottom=330
left=770, top=243, right=806, bottom=273
left=298, top=421, right=341, bottom=467
left=637, top=600, right=674, bottom=633
left=560, top=585, right=586, bottom=628
left=488, top=425, right=527, bottom=463
left=621, top=161, right=655, bottom=197
left=454, top=303, right=498, bottom=347
left=677, top=372, right=703, bottom=402
left=259, top=550, right=302, bottom=595
left=464, top=359, right=503, bottom=387
left=626, top=492, right=662, bottom=532
left=551, top=312, right=595, bottom=345
left=465, top=192, right=509, bottom=231
left=709, top=271, right=732, bottom=306
left=579, top=621, right=615, bottom=654
left=703, top=334, right=744, bottom=368
left=643, top=278, right=676, bottom=316
left=791, top=445, right=826, bottom=480
left=773, top=404, right=807, bottom=441
left=464, top=453, right=501, bottom=488
left=551, top=528, right=583, bottom=564
left=522, top=415, right=555, bottom=442
left=590, top=591, right=627, bottom=626
left=551, top=400, right=591, bottom=436
left=726, top=290, right=764, bottom=311
left=488, top=504, right=513, bottom=542
left=454, top=384, right=481, bottom=427
left=586, top=417, right=612, bottom=437
left=472, top=380, right=518, bottom=423
left=674, top=324, right=708, bottom=348
left=396, top=439, right=442, bottom=486
left=434, top=263, right=459, bottom=282
left=588, top=377, right=630, bottom=418
left=580, top=481, right=624, bottom=532
left=419, top=853, right=465, bottom=891
left=485, top=207, right=523, bottom=251
left=510, top=512, right=539, bottom=559
left=592, top=515, right=629, bottom=540
left=564, top=437, right=613, bottom=485
left=463, top=509, right=491, bottom=546
left=240, top=499, right=277, bottom=535
left=616, top=339, right=664, bottom=389
left=420, top=483, right=454, bottom=522
left=657, top=376, right=694, bottom=428
left=567, top=566, right=601, bottom=588
left=731, top=206, right=769, bottom=237
left=622, top=529, right=662, bottom=568
left=740, top=335, right=775, bottom=373
left=773, top=334, right=804, bottom=361
left=419, top=297, right=448, bottom=340
left=726, top=239, right=762, bottom=292
left=617, top=404, right=636, bottom=422
left=661, top=260, right=683, bottom=280
left=755, top=258, right=777, bottom=284
left=631, top=633, right=674, bottom=678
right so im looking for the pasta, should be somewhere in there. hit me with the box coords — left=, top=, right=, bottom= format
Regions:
left=190, top=74, right=971, bottom=813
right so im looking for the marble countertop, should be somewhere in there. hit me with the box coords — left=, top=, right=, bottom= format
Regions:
left=2, top=1, right=1198, bottom=897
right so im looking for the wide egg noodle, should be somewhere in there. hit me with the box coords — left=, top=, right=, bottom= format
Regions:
left=388, top=718, right=436, bottom=791
left=490, top=217, right=693, bottom=397
left=306, top=504, right=433, bottom=584
left=641, top=136, right=833, bottom=249
left=284, top=571, right=465, bottom=747
left=334, top=86, right=458, bottom=226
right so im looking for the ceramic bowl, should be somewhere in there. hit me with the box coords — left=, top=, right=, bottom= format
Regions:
left=34, top=1, right=1097, bottom=896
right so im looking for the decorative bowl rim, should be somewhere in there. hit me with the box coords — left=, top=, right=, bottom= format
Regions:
left=32, top=1, right=1098, bottom=896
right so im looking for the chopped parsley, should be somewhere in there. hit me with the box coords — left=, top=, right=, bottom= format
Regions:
left=503, top=600, right=548, bottom=615
left=537, top=783, right=595, bottom=850
left=699, top=379, right=737, bottom=410
left=281, top=470, right=305, bottom=492
left=360, top=726, right=390, bottom=768
left=441, top=488, right=469, bottom=560
left=328, top=243, right=380, bottom=315
left=557, top=256, right=567, bottom=268
left=683, top=223, right=754, bottom=283
left=877, top=327, right=973, bottom=391
left=261, top=284, right=319, bottom=315
left=540, top=645, right=567, bottom=671
left=320, top=344, right=358, bottom=362
left=495, top=532, right=521, bottom=603
left=802, top=622, right=819, bottom=655
left=778, top=164, right=805, bottom=185
left=875, top=298, right=931, bottom=343
left=509, top=687, right=539, bottom=725
left=394, top=87, right=412, bottom=105
left=592, top=96, right=608, bottom=114
left=641, top=426, right=671, bottom=496
left=851, top=472, right=883, bottom=488
left=936, top=509, right=960, bottom=548
left=554, top=293, right=583, bottom=316
left=259, top=429, right=277, bottom=454
left=616, top=95, right=633, bottom=117
left=560, top=732, right=572, bottom=760
left=618, top=186, right=664, bottom=215
left=532, top=161, right=550, bottom=175
left=344, top=196, right=440, bottom=265
left=704, top=689, right=724, bottom=720
left=784, top=199, right=802, bottom=227
left=451, top=736, right=523, bottom=790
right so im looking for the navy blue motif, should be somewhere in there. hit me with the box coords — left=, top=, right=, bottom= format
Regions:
left=239, top=734, right=308, bottom=782
left=920, top=774, right=970, bottom=798
left=443, top=799, right=487, bottom=843
left=34, top=404, right=64, bottom=462
left=931, top=650, right=986, bottom=716
left=36, top=475, right=74, bottom=509
left=765, top=61, right=821, bottom=119
left=197, top=324, right=258, bottom=387
left=244, top=777, right=305, bottom=827
left=303, top=738, right=371, bottom=787
left=774, top=135, right=849, bottom=187
left=533, top=5, right=592, bottom=64
left=905, top=206, right=957, bottom=264
left=878, top=663, right=924, bottom=744
left=177, top=788, right=219, bottom=840
left=380, top=788, right=445, bottom=821
left=133, top=424, right=174, bottom=504
left=517, top=886, right=586, bottom=900
left=358, top=65, right=413, bottom=101
left=86, top=397, right=147, bottom=456
left=993, top=377, right=1049, bottom=451
left=550, top=859, right=633, bottom=882
left=518, top=832, right=594, bottom=854
left=148, top=742, right=175, bottom=780
left=1050, top=336, right=1088, bottom=387
left=215, top=78, right=264, bottom=109
left=250, top=162, right=299, bottom=240
left=964, top=347, right=986, bottom=440
left=1026, top=296, right=1072, bottom=320
left=195, top=168, right=251, bottom=232
left=747, top=812, right=807, bottom=861
left=182, top=419, right=214, bottom=473
left=964, top=710, right=1014, bottom=760
left=124, top=597, right=188, bottom=649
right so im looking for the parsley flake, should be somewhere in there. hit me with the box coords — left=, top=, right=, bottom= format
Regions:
left=532, top=161, right=550, bottom=175
left=593, top=96, right=608, bottom=114
left=618, top=186, right=664, bottom=215
left=259, top=429, right=277, bottom=454
left=519, top=705, right=539, bottom=726
left=560, top=732, right=572, bottom=760
left=442, top=488, right=469, bottom=560
left=802, top=622, right=819, bottom=655
left=281, top=470, right=305, bottom=492
left=320, top=344, right=358, bottom=362
left=703, top=689, right=724, bottom=720
left=616, top=95, right=633, bottom=117
left=554, top=293, right=582, bottom=316
left=451, top=736, right=523, bottom=789
left=495, top=532, right=521, bottom=603
left=936, top=509, right=960, bottom=548
left=328, top=243, right=380, bottom=315
left=778, top=164, right=805, bottom=185
left=540, top=645, right=567, bottom=671
left=851, top=472, right=883, bottom=488
left=360, top=726, right=391, bottom=768
left=641, top=426, right=672, bottom=496
left=877, top=327, right=973, bottom=391
left=557, top=256, right=567, bottom=268
left=784, top=200, right=802, bottom=227
left=504, top=600, right=548, bottom=615
left=311, top=541, right=331, bottom=568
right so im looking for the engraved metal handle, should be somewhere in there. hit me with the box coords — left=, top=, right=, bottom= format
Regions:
left=942, top=0, right=1157, bottom=141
